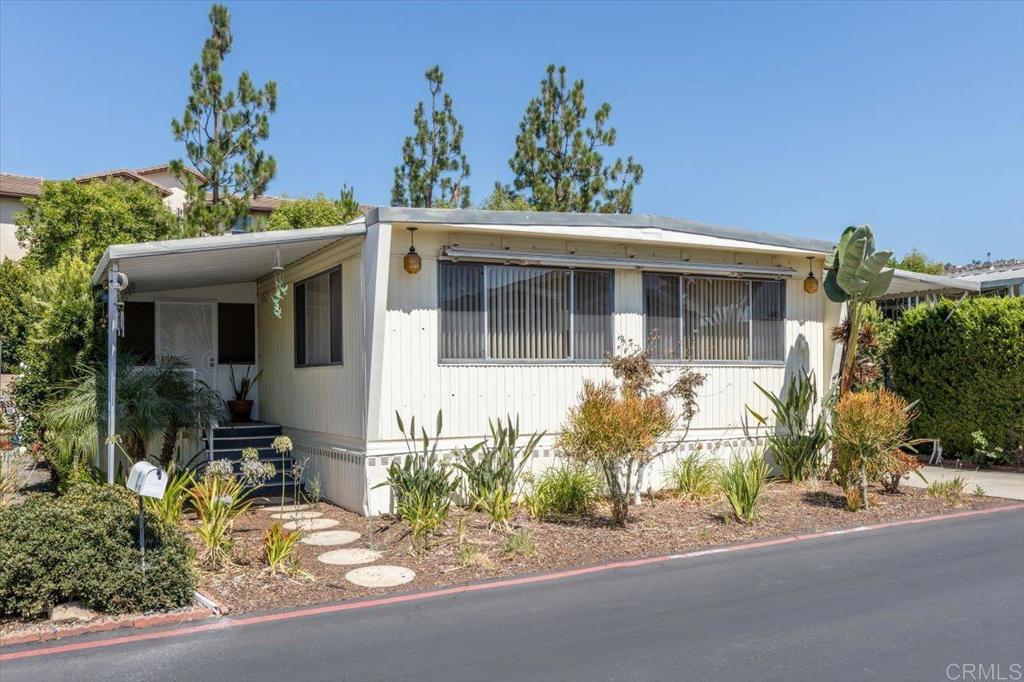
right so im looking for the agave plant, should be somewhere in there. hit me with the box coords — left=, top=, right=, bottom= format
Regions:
left=824, top=225, right=894, bottom=394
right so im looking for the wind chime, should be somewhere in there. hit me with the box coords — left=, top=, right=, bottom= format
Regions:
left=271, top=247, right=288, bottom=318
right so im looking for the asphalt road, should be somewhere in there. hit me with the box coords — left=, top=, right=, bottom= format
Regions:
left=3, top=509, right=1023, bottom=682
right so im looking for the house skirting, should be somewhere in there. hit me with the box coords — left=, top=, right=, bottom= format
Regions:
left=289, top=430, right=770, bottom=517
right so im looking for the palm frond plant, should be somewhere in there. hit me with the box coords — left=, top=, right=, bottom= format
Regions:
left=745, top=371, right=828, bottom=482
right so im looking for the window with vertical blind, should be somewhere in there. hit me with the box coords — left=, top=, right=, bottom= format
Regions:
left=643, top=274, right=786, bottom=362
left=294, top=267, right=342, bottom=367
left=439, top=262, right=613, bottom=362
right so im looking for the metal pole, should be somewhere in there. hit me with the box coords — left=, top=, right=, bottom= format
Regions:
left=106, top=262, right=119, bottom=484
left=137, top=494, right=146, bottom=572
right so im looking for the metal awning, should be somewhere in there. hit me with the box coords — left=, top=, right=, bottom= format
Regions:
left=91, top=224, right=366, bottom=292
left=439, top=246, right=797, bottom=279
left=882, top=269, right=982, bottom=299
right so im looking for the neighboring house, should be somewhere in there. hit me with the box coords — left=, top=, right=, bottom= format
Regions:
left=90, top=207, right=967, bottom=516
left=0, top=166, right=283, bottom=261
left=876, top=261, right=1023, bottom=317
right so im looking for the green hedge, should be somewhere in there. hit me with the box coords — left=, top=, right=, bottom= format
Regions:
left=889, top=297, right=1024, bottom=455
left=0, top=483, right=196, bottom=620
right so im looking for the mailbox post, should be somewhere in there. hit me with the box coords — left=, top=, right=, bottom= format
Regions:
left=126, top=462, right=168, bottom=571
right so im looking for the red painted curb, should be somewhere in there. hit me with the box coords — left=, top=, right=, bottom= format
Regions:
left=0, top=607, right=212, bottom=650
left=2, top=502, right=1022, bottom=662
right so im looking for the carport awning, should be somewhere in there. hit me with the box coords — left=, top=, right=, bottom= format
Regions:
left=91, top=224, right=366, bottom=293
left=882, top=269, right=982, bottom=299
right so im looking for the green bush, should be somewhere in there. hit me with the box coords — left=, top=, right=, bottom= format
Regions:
left=889, top=297, right=1024, bottom=455
left=525, top=463, right=603, bottom=519
left=0, top=483, right=196, bottom=620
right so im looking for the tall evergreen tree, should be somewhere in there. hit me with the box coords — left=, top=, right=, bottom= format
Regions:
left=391, top=66, right=470, bottom=208
left=509, top=64, right=643, bottom=214
left=171, top=3, right=277, bottom=234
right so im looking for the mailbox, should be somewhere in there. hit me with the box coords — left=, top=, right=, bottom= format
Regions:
left=126, top=461, right=168, bottom=499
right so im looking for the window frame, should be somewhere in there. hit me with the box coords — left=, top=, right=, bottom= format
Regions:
left=642, top=273, right=787, bottom=366
left=437, top=262, right=615, bottom=365
left=293, top=266, right=343, bottom=368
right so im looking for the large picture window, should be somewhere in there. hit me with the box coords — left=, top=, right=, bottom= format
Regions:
left=643, top=274, right=785, bottom=362
left=294, top=267, right=342, bottom=367
left=439, top=262, right=613, bottom=362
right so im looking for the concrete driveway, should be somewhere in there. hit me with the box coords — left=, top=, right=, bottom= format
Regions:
left=903, top=465, right=1024, bottom=500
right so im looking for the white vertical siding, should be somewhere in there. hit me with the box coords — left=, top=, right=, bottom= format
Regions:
left=374, top=229, right=829, bottom=450
left=256, top=237, right=365, bottom=443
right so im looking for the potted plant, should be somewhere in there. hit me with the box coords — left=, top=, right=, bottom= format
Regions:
left=227, top=365, right=263, bottom=423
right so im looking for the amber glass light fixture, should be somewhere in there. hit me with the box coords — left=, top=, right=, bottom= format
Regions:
left=803, top=256, right=819, bottom=294
left=403, top=227, right=422, bottom=274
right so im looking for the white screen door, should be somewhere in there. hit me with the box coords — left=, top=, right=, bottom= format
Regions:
left=156, top=301, right=217, bottom=387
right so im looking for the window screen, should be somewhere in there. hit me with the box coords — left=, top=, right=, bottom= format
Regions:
left=123, top=301, right=155, bottom=363
left=642, top=275, right=786, bottom=362
left=439, top=263, right=612, bottom=362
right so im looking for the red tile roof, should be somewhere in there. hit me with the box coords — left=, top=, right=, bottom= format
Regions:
left=73, top=169, right=172, bottom=196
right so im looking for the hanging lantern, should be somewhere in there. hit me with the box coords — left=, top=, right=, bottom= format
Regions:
left=403, top=227, right=422, bottom=274
left=803, top=256, right=819, bottom=294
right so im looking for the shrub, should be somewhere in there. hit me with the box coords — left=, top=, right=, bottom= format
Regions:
left=831, top=389, right=915, bottom=510
left=667, top=450, right=719, bottom=503
left=889, top=297, right=1024, bottom=455
left=879, top=451, right=923, bottom=494
left=455, top=416, right=542, bottom=528
left=926, top=476, right=967, bottom=505
left=264, top=522, right=302, bottom=576
left=524, top=463, right=602, bottom=519
left=0, top=483, right=195, bottom=619
left=718, top=449, right=771, bottom=524
left=964, top=431, right=1014, bottom=467
left=746, top=370, right=829, bottom=482
left=377, top=412, right=459, bottom=549
left=189, top=475, right=253, bottom=568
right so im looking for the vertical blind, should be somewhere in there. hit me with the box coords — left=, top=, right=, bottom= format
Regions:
left=440, top=262, right=612, bottom=361
left=644, top=274, right=786, bottom=362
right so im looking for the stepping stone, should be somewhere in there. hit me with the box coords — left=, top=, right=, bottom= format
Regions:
left=270, top=511, right=323, bottom=521
left=300, top=530, right=361, bottom=546
left=317, top=548, right=381, bottom=566
left=345, top=565, right=416, bottom=588
left=283, top=518, right=339, bottom=531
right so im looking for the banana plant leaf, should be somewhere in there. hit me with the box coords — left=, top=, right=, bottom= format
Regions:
left=823, top=266, right=849, bottom=302
left=837, top=231, right=894, bottom=299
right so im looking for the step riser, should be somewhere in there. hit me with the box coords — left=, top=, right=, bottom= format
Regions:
left=211, top=447, right=284, bottom=460
left=213, top=426, right=283, bottom=439
left=209, top=435, right=279, bottom=449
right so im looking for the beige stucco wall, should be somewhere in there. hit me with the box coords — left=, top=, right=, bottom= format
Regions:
left=0, top=197, right=28, bottom=262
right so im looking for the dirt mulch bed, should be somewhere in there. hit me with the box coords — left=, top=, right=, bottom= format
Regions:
left=196, top=482, right=1016, bottom=615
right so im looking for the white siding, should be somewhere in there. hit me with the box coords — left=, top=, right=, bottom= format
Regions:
left=256, top=237, right=365, bottom=446
left=374, top=229, right=828, bottom=452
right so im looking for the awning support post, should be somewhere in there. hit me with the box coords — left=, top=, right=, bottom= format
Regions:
left=106, top=261, right=119, bottom=484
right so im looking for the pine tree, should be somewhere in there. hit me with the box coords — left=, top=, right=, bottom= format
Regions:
left=508, top=64, right=643, bottom=214
left=391, top=66, right=470, bottom=208
left=171, top=3, right=277, bottom=234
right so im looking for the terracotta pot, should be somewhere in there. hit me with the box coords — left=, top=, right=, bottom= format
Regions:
left=226, top=400, right=253, bottom=423
left=0, top=432, right=12, bottom=451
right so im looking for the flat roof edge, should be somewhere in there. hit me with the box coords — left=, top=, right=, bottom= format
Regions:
left=368, top=207, right=834, bottom=254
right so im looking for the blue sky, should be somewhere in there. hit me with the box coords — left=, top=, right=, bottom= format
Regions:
left=1, top=1, right=1021, bottom=263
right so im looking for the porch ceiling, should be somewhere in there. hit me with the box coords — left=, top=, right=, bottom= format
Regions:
left=91, top=224, right=366, bottom=293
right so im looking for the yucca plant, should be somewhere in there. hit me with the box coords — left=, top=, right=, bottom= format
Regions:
left=376, top=411, right=459, bottom=548
left=667, top=450, right=720, bottom=503
left=718, top=449, right=771, bottom=524
left=264, top=522, right=303, bottom=575
left=745, top=371, right=829, bottom=482
left=455, top=416, right=543, bottom=528
left=190, top=474, right=253, bottom=568
left=144, top=464, right=194, bottom=526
